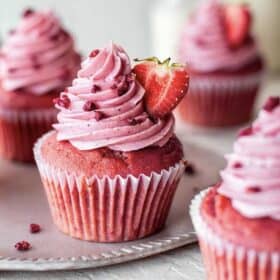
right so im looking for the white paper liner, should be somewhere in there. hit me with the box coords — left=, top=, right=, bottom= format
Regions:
left=190, top=189, right=280, bottom=279
left=0, top=107, right=57, bottom=162
left=177, top=71, right=264, bottom=126
left=34, top=131, right=185, bottom=242
left=189, top=71, right=264, bottom=93
left=0, top=107, right=57, bottom=122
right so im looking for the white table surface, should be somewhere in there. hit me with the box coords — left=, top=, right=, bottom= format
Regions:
left=1, top=75, right=279, bottom=280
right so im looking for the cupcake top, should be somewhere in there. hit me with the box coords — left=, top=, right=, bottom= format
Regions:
left=53, top=42, right=176, bottom=152
left=179, top=0, right=260, bottom=72
left=0, top=8, right=80, bottom=95
left=219, top=96, right=280, bottom=221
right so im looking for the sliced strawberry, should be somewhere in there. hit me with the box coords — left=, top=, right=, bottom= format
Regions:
left=223, top=4, right=251, bottom=48
left=133, top=57, right=189, bottom=118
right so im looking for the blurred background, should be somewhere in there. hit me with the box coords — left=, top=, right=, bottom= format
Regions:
left=0, top=0, right=151, bottom=58
left=1, top=0, right=279, bottom=72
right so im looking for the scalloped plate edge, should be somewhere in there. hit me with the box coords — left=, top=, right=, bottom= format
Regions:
left=0, top=233, right=197, bottom=271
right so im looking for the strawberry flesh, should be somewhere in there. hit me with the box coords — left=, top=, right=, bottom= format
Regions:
left=223, top=4, right=251, bottom=48
left=133, top=58, right=189, bottom=118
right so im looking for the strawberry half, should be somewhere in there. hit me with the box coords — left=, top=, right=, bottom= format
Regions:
left=223, top=4, right=251, bottom=48
left=133, top=57, right=189, bottom=118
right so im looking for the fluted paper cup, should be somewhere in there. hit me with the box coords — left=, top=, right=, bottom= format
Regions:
left=190, top=189, right=280, bottom=280
left=0, top=107, right=57, bottom=162
left=34, top=132, right=185, bottom=242
left=177, top=71, right=263, bottom=127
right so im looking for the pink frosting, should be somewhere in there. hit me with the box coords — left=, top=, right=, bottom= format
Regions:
left=53, top=42, right=174, bottom=152
left=219, top=100, right=280, bottom=220
left=178, top=0, right=259, bottom=72
left=0, top=9, right=80, bottom=95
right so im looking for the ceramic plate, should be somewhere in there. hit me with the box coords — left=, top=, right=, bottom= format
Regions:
left=0, top=141, right=224, bottom=271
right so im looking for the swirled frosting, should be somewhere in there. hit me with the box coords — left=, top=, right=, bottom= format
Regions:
left=53, top=42, right=174, bottom=152
left=178, top=0, right=259, bottom=72
left=219, top=97, right=280, bottom=220
left=0, top=9, right=80, bottom=95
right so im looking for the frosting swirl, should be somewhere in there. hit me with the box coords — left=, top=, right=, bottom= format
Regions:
left=178, top=0, right=259, bottom=72
left=0, top=9, right=80, bottom=95
left=219, top=97, right=280, bottom=220
left=53, top=42, right=174, bottom=152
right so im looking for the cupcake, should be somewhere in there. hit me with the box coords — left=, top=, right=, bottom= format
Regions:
left=177, top=0, right=264, bottom=127
left=0, top=8, right=80, bottom=162
left=34, top=42, right=189, bottom=242
left=190, top=96, right=280, bottom=279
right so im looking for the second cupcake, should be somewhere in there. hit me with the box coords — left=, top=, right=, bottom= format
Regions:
left=0, top=8, right=80, bottom=162
left=34, top=42, right=189, bottom=242
left=178, top=0, right=264, bottom=127
left=190, top=96, right=280, bottom=279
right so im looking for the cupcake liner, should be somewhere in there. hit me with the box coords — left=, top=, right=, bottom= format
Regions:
left=190, top=189, right=280, bottom=280
left=34, top=132, right=185, bottom=242
left=0, top=107, right=57, bottom=162
left=177, top=71, right=263, bottom=127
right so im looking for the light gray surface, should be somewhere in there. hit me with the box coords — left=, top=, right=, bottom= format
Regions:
left=0, top=77, right=279, bottom=279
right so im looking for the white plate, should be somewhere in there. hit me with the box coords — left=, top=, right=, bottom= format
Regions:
left=0, top=142, right=224, bottom=271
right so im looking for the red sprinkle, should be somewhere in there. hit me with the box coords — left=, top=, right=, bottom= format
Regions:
left=149, top=115, right=157, bottom=124
left=33, top=63, right=41, bottom=70
left=262, top=96, right=280, bottom=112
left=126, top=73, right=135, bottom=83
left=54, top=95, right=71, bottom=109
left=95, top=112, right=104, bottom=121
left=61, top=69, right=71, bottom=81
left=60, top=28, right=69, bottom=38
left=92, top=85, right=101, bottom=93
left=83, top=101, right=96, bottom=111
left=115, top=75, right=123, bottom=83
left=196, top=38, right=206, bottom=47
left=128, top=118, right=143, bottom=126
left=110, top=84, right=118, bottom=90
left=22, top=8, right=34, bottom=18
left=15, top=87, right=24, bottom=93
left=185, top=163, right=196, bottom=176
left=247, top=186, right=261, bottom=193
left=30, top=223, right=41, bottom=234
left=49, top=33, right=60, bottom=41
left=8, top=68, right=17, bottom=73
left=233, top=162, right=243, bottom=168
left=118, top=82, right=129, bottom=96
left=90, top=49, right=100, bottom=58
left=9, top=29, right=16, bottom=35
left=15, top=241, right=31, bottom=251
left=238, top=126, right=253, bottom=137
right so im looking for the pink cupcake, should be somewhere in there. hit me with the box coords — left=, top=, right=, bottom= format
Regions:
left=0, top=8, right=80, bottom=162
left=190, top=96, right=280, bottom=279
left=34, top=42, right=188, bottom=242
left=177, top=0, right=264, bottom=127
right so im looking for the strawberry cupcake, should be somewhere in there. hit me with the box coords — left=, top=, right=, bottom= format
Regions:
left=190, top=96, right=280, bottom=279
left=0, top=8, right=80, bottom=162
left=178, top=0, right=264, bottom=127
left=34, top=42, right=189, bottom=242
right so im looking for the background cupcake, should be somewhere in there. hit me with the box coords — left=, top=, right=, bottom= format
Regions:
left=190, top=96, right=280, bottom=279
left=0, top=8, right=80, bottom=162
left=34, top=42, right=189, bottom=242
left=177, top=0, right=264, bottom=127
